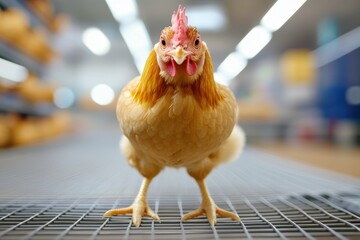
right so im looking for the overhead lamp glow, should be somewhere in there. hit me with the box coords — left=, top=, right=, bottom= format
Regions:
left=217, top=51, right=248, bottom=80
left=236, top=26, right=272, bottom=59
left=90, top=84, right=115, bottom=106
left=261, top=0, right=307, bottom=32
left=214, top=71, right=232, bottom=86
left=0, top=58, right=28, bottom=84
left=105, top=0, right=138, bottom=23
left=186, top=5, right=227, bottom=31
left=82, top=27, right=111, bottom=56
left=54, top=87, right=75, bottom=109
left=312, top=26, right=360, bottom=68
left=120, top=19, right=152, bottom=72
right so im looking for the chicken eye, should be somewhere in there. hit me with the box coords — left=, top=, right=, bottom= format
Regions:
left=161, top=39, right=166, bottom=47
left=195, top=39, right=199, bottom=46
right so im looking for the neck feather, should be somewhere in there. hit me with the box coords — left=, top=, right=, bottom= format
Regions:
left=191, top=50, right=223, bottom=108
left=132, top=49, right=167, bottom=106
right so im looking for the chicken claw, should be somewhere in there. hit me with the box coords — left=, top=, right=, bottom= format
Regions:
left=103, top=178, right=159, bottom=227
left=182, top=179, right=240, bottom=225
left=103, top=199, right=159, bottom=227
left=181, top=200, right=240, bottom=225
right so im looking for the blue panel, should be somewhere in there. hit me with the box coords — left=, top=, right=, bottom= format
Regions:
left=317, top=47, right=360, bottom=120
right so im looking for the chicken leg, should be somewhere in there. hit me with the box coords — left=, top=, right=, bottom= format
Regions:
left=181, top=179, right=240, bottom=225
left=103, top=178, right=159, bottom=227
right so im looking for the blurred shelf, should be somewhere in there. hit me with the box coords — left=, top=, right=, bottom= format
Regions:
left=1, top=0, right=67, bottom=34
left=0, top=40, right=46, bottom=76
left=0, top=93, right=55, bottom=117
left=0, top=1, right=60, bottom=72
left=0, top=0, right=69, bottom=148
left=0, top=0, right=48, bottom=33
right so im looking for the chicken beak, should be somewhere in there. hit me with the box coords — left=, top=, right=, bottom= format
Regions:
left=168, top=46, right=190, bottom=65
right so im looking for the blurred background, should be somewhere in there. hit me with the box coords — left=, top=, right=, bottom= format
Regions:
left=0, top=0, right=359, bottom=179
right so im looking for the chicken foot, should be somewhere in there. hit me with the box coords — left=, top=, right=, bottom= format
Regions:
left=181, top=179, right=240, bottom=225
left=103, top=177, right=159, bottom=227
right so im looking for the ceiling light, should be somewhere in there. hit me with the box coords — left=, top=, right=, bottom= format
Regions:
left=261, top=0, right=307, bottom=32
left=217, top=52, right=248, bottom=81
left=120, top=19, right=153, bottom=73
left=90, top=84, right=115, bottom=106
left=312, top=26, right=360, bottom=68
left=236, top=25, right=272, bottom=59
left=0, top=58, right=28, bottom=84
left=214, top=71, right=232, bottom=86
left=82, top=27, right=111, bottom=56
left=54, top=87, right=75, bottom=109
left=215, top=0, right=307, bottom=83
left=105, top=0, right=138, bottom=24
left=186, top=5, right=227, bottom=31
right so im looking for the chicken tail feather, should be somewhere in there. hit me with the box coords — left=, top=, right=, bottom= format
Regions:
left=209, top=125, right=245, bottom=165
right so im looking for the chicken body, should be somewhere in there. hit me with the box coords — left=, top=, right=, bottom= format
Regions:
left=104, top=6, right=245, bottom=226
left=119, top=75, right=237, bottom=169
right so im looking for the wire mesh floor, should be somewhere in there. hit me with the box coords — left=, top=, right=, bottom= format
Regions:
left=1, top=193, right=360, bottom=240
left=1, top=115, right=360, bottom=239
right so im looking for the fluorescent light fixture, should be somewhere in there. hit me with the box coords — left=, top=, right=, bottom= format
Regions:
left=215, top=0, right=307, bottom=84
left=186, top=5, right=227, bottom=31
left=312, top=26, right=360, bottom=68
left=120, top=19, right=153, bottom=72
left=91, top=84, right=115, bottom=106
left=261, top=0, right=307, bottom=32
left=214, top=71, right=232, bottom=86
left=82, top=27, right=111, bottom=56
left=217, top=51, right=247, bottom=81
left=54, top=87, right=75, bottom=109
left=105, top=0, right=138, bottom=23
left=236, top=25, right=272, bottom=59
left=0, top=58, right=28, bottom=84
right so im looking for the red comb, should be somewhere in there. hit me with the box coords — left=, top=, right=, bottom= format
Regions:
left=171, top=5, right=188, bottom=46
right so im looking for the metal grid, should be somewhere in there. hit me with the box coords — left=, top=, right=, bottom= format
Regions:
left=1, top=117, right=360, bottom=239
left=1, top=193, right=360, bottom=240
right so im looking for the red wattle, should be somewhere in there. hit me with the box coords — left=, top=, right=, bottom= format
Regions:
left=186, top=57, right=197, bottom=76
left=166, top=58, right=176, bottom=77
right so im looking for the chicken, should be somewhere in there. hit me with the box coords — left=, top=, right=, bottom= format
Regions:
left=103, top=5, right=245, bottom=227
